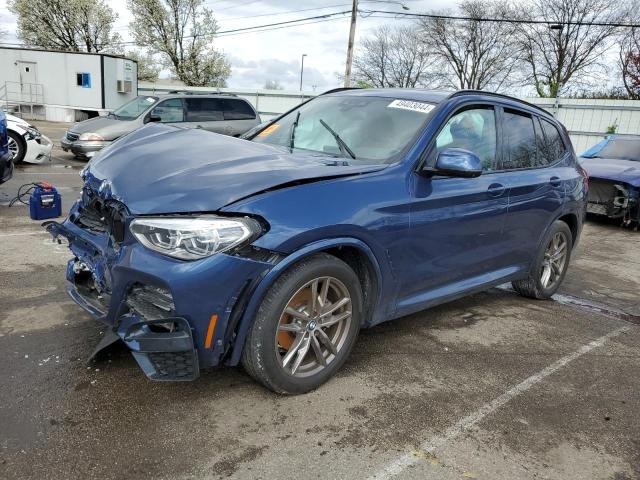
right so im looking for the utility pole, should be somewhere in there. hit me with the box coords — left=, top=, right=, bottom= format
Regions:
left=343, top=0, right=358, bottom=88
left=300, top=53, right=307, bottom=91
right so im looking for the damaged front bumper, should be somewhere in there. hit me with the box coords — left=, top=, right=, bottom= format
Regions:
left=586, top=178, right=639, bottom=225
left=46, top=204, right=277, bottom=381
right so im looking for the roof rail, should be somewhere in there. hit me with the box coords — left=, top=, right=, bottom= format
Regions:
left=164, top=90, right=237, bottom=97
left=450, top=90, right=552, bottom=116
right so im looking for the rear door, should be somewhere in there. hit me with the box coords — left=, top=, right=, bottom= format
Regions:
left=497, top=107, right=566, bottom=266
left=183, top=98, right=225, bottom=133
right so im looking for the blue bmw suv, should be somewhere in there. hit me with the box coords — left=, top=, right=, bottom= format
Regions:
left=47, top=89, right=587, bottom=393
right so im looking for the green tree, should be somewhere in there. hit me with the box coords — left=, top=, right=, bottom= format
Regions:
left=126, top=50, right=161, bottom=82
left=9, top=0, right=121, bottom=52
left=128, top=0, right=231, bottom=87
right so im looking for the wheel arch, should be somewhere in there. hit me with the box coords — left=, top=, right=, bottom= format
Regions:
left=557, top=212, right=579, bottom=246
left=226, top=237, right=384, bottom=366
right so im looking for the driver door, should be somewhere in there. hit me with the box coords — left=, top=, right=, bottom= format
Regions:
left=395, top=105, right=511, bottom=314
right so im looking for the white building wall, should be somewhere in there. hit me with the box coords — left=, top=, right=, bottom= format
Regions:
left=103, top=56, right=138, bottom=110
left=0, top=48, right=103, bottom=109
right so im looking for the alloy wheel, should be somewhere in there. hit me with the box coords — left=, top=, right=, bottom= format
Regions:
left=275, top=276, right=352, bottom=377
left=541, top=231, right=568, bottom=289
left=7, top=135, right=18, bottom=159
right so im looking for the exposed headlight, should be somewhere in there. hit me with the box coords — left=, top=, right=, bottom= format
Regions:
left=25, top=126, right=41, bottom=140
left=130, top=216, right=260, bottom=260
left=79, top=133, right=104, bottom=141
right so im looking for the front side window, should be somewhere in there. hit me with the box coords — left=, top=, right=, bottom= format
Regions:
left=502, top=110, right=537, bottom=170
left=151, top=98, right=184, bottom=123
left=112, top=96, right=158, bottom=120
left=434, top=107, right=497, bottom=171
left=540, top=119, right=566, bottom=165
left=252, top=95, right=434, bottom=163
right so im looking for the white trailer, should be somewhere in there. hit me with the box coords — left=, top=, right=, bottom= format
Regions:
left=0, top=47, right=138, bottom=122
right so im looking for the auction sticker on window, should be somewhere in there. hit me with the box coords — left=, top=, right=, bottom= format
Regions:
left=258, top=124, right=281, bottom=137
left=388, top=99, right=435, bottom=114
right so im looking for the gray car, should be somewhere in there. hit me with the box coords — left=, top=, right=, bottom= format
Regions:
left=60, top=93, right=261, bottom=158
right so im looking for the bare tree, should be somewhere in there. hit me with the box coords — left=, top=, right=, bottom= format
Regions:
left=263, top=79, right=284, bottom=90
left=418, top=0, right=522, bottom=91
left=128, top=0, right=231, bottom=87
left=126, top=50, right=161, bottom=82
left=518, top=0, right=627, bottom=97
left=8, top=0, right=121, bottom=52
left=620, top=28, right=640, bottom=99
left=352, top=25, right=435, bottom=88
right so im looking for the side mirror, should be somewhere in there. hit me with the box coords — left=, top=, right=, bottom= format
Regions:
left=427, top=148, right=483, bottom=178
left=144, top=114, right=161, bottom=124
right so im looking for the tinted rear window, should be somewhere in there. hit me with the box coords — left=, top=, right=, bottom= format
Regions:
left=502, top=110, right=537, bottom=169
left=540, top=119, right=566, bottom=164
left=223, top=99, right=256, bottom=120
left=595, top=138, right=640, bottom=162
left=185, top=98, right=224, bottom=122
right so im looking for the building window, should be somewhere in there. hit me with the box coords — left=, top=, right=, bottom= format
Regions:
left=76, top=73, right=91, bottom=88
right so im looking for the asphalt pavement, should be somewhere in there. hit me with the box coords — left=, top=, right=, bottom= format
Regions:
left=0, top=121, right=638, bottom=480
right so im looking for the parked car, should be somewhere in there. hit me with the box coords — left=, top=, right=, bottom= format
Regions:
left=580, top=135, right=640, bottom=226
left=46, top=88, right=587, bottom=393
left=60, top=93, right=261, bottom=159
left=6, top=114, right=53, bottom=164
left=0, top=111, right=12, bottom=184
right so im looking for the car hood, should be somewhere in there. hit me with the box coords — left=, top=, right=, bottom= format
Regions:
left=580, top=157, right=640, bottom=187
left=84, top=123, right=386, bottom=215
left=69, top=116, right=138, bottom=140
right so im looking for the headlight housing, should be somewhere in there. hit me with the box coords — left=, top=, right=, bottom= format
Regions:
left=130, top=216, right=260, bottom=260
left=79, top=133, right=105, bottom=141
left=25, top=126, right=41, bottom=140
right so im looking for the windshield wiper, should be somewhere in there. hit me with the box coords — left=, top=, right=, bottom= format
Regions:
left=289, top=111, right=301, bottom=151
left=319, top=119, right=356, bottom=160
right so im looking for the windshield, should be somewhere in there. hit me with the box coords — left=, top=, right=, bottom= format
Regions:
left=251, top=95, right=435, bottom=164
left=594, top=138, right=640, bottom=162
left=112, top=96, right=158, bottom=120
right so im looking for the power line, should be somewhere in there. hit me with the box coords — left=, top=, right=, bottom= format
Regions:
left=362, top=9, right=640, bottom=28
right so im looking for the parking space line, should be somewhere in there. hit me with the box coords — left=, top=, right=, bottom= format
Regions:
left=0, top=231, right=49, bottom=237
left=368, top=324, right=632, bottom=480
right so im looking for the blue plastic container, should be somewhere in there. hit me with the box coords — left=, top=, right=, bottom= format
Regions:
left=29, top=182, right=62, bottom=220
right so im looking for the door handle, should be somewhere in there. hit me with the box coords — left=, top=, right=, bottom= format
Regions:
left=487, top=183, right=505, bottom=197
left=549, top=176, right=562, bottom=188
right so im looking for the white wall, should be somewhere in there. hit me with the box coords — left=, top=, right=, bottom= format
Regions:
left=0, top=48, right=103, bottom=109
left=103, top=56, right=138, bottom=110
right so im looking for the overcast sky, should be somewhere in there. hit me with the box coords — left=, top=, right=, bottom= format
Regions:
left=0, top=0, right=454, bottom=91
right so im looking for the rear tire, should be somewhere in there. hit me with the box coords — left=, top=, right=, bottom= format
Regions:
left=241, top=253, right=362, bottom=394
left=8, top=131, right=26, bottom=164
left=512, top=220, right=573, bottom=299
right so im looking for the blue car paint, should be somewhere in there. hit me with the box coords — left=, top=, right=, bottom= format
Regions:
left=49, top=89, right=587, bottom=379
left=580, top=135, right=640, bottom=187
left=0, top=110, right=12, bottom=184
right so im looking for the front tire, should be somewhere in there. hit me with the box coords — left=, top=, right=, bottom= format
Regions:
left=8, top=131, right=26, bottom=164
left=241, top=253, right=362, bottom=394
left=512, top=220, right=573, bottom=299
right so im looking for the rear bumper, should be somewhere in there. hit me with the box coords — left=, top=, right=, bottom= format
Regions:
left=46, top=212, right=276, bottom=380
left=60, top=137, right=109, bottom=157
